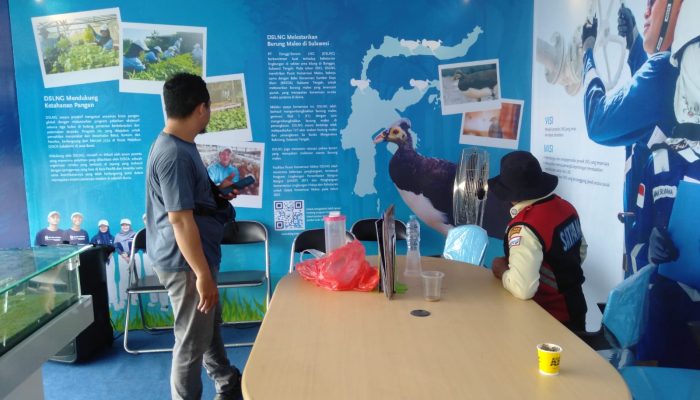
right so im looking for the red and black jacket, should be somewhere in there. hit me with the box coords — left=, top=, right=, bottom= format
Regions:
left=503, top=195, right=587, bottom=328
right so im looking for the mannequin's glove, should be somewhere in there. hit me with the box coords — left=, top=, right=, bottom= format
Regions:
left=582, top=16, right=598, bottom=52
left=648, top=227, right=679, bottom=265
left=618, top=4, right=638, bottom=50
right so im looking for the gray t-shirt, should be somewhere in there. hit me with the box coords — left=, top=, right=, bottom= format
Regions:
left=145, top=132, right=223, bottom=271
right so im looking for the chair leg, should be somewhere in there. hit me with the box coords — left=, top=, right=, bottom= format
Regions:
left=137, top=293, right=151, bottom=331
left=123, top=292, right=138, bottom=354
left=123, top=291, right=173, bottom=354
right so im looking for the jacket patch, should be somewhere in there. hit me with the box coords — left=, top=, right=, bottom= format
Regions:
left=637, top=183, right=645, bottom=209
left=508, top=236, right=522, bottom=247
left=559, top=219, right=583, bottom=252
left=508, top=226, right=522, bottom=237
left=652, top=185, right=677, bottom=202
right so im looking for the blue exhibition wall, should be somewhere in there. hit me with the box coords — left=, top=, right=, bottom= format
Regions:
left=7, top=0, right=533, bottom=325
left=0, top=0, right=30, bottom=249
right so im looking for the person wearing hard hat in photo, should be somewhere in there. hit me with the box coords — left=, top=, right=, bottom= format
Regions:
left=35, top=211, right=64, bottom=246
left=192, top=43, right=203, bottom=65
left=581, top=0, right=683, bottom=278
left=90, top=219, right=115, bottom=245
left=123, top=39, right=149, bottom=73
left=144, top=45, right=162, bottom=64
left=631, top=0, right=700, bottom=370
left=89, top=23, right=113, bottom=51
left=162, top=45, right=178, bottom=60
left=62, top=211, right=89, bottom=245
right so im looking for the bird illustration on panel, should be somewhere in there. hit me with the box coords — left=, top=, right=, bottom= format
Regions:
left=373, top=118, right=455, bottom=235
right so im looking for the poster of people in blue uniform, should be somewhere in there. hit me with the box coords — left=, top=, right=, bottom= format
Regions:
left=8, top=0, right=533, bottom=329
left=533, top=0, right=700, bottom=369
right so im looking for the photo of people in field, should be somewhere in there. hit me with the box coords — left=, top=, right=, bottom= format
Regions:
left=32, top=8, right=121, bottom=87
left=120, top=22, right=205, bottom=93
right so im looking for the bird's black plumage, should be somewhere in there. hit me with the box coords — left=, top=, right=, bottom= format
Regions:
left=375, top=118, right=456, bottom=225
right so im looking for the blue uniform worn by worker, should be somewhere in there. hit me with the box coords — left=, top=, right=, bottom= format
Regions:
left=144, top=51, right=158, bottom=63
left=123, top=56, right=146, bottom=73
left=163, top=46, right=177, bottom=59
left=631, top=139, right=700, bottom=271
left=144, top=46, right=161, bottom=64
left=95, top=34, right=112, bottom=51
left=631, top=135, right=700, bottom=369
left=207, top=162, right=239, bottom=186
left=582, top=39, right=678, bottom=278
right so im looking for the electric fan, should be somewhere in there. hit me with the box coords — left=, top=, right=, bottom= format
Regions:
left=452, top=147, right=489, bottom=227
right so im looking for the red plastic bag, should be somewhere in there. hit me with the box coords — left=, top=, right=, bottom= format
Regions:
left=296, top=240, right=379, bottom=291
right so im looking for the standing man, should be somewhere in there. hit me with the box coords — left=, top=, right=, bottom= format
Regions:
left=489, top=151, right=588, bottom=332
left=62, top=211, right=89, bottom=245
left=146, top=73, right=241, bottom=400
left=35, top=211, right=64, bottom=246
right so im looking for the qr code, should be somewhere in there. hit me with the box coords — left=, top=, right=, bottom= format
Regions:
left=273, top=200, right=305, bottom=231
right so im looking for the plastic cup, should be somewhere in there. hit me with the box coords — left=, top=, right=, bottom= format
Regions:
left=421, top=271, right=444, bottom=301
left=537, top=343, right=562, bottom=375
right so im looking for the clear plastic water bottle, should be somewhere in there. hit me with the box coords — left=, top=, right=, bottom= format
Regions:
left=405, top=215, right=422, bottom=277
left=323, top=211, right=347, bottom=253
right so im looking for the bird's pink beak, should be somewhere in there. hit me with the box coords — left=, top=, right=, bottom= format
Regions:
left=373, top=130, right=387, bottom=144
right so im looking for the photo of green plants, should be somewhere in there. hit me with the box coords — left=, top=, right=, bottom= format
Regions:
left=126, top=53, right=201, bottom=80
left=122, top=27, right=204, bottom=81
left=36, top=15, right=119, bottom=74
left=207, top=79, right=249, bottom=132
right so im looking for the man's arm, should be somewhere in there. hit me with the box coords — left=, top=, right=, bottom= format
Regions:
left=168, top=209, right=218, bottom=313
left=492, top=225, right=542, bottom=300
left=582, top=50, right=677, bottom=147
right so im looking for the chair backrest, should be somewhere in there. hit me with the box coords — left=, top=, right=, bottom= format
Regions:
left=442, top=224, right=488, bottom=266
left=221, top=221, right=269, bottom=273
left=220, top=220, right=271, bottom=306
left=351, top=218, right=407, bottom=241
left=222, top=220, right=267, bottom=245
left=127, top=228, right=147, bottom=283
left=288, top=228, right=355, bottom=272
left=602, top=264, right=657, bottom=349
left=131, top=228, right=147, bottom=255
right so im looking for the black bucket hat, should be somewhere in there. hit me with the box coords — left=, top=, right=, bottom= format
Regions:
left=487, top=151, right=557, bottom=202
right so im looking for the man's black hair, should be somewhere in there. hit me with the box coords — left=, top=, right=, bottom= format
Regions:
left=163, top=73, right=210, bottom=119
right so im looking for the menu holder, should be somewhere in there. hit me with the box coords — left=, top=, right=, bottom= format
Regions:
left=375, top=205, right=397, bottom=299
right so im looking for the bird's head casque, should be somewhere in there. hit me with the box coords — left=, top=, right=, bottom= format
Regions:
left=373, top=118, right=412, bottom=145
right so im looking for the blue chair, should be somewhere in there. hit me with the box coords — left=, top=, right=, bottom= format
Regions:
left=599, top=264, right=700, bottom=395
left=620, top=366, right=700, bottom=400
left=442, top=224, right=488, bottom=266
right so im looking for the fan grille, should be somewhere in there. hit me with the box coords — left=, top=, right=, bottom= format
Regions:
left=453, top=148, right=489, bottom=226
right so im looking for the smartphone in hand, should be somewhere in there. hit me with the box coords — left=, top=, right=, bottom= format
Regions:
left=220, top=175, right=256, bottom=195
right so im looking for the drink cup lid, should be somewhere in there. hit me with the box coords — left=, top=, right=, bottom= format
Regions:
left=324, top=211, right=345, bottom=221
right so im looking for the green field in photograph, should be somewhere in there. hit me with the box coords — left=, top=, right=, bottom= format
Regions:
left=209, top=107, right=248, bottom=132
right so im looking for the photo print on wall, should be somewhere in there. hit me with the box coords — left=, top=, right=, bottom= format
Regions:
left=439, top=59, right=501, bottom=115
left=459, top=99, right=523, bottom=149
left=120, top=22, right=206, bottom=94
left=32, top=8, right=121, bottom=88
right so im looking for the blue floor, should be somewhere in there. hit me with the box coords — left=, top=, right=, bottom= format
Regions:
left=42, top=325, right=259, bottom=400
